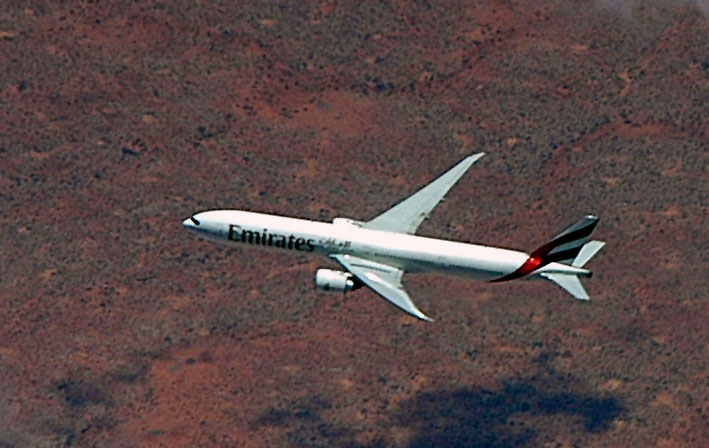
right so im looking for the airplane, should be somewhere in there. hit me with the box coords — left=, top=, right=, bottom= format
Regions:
left=182, top=153, right=605, bottom=321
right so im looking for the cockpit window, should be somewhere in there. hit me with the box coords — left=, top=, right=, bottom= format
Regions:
left=190, top=216, right=201, bottom=226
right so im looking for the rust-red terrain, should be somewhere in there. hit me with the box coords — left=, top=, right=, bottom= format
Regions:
left=1, top=1, right=707, bottom=446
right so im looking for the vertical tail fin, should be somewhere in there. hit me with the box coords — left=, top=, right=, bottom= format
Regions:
left=492, top=215, right=602, bottom=283
left=531, top=215, right=600, bottom=265
left=493, top=216, right=605, bottom=301
left=536, top=218, right=605, bottom=300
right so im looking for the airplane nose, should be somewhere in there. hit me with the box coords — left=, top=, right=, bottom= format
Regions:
left=182, top=215, right=201, bottom=229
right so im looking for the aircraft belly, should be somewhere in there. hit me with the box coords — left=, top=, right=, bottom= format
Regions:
left=347, top=233, right=527, bottom=280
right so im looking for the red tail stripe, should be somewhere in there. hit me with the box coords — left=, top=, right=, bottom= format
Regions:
left=491, top=256, right=543, bottom=283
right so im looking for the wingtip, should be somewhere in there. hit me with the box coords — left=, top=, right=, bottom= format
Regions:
left=419, top=313, right=434, bottom=322
left=411, top=309, right=434, bottom=322
left=460, top=152, right=485, bottom=166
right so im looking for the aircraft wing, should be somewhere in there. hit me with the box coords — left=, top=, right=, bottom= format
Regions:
left=331, top=254, right=432, bottom=321
left=362, top=153, right=485, bottom=235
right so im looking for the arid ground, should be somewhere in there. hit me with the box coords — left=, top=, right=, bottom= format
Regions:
left=1, top=1, right=707, bottom=446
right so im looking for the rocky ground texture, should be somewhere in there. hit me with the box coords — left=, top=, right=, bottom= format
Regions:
left=1, top=0, right=707, bottom=446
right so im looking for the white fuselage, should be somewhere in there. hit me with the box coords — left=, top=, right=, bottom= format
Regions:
left=184, top=210, right=585, bottom=281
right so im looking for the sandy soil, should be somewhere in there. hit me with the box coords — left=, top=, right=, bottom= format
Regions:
left=1, top=1, right=707, bottom=446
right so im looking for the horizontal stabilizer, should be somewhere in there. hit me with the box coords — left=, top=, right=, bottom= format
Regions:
left=540, top=273, right=590, bottom=300
left=572, top=240, right=605, bottom=268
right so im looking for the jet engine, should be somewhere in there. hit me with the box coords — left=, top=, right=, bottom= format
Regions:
left=314, top=269, right=360, bottom=293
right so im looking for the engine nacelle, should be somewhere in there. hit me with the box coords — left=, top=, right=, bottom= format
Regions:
left=314, top=269, right=360, bottom=293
